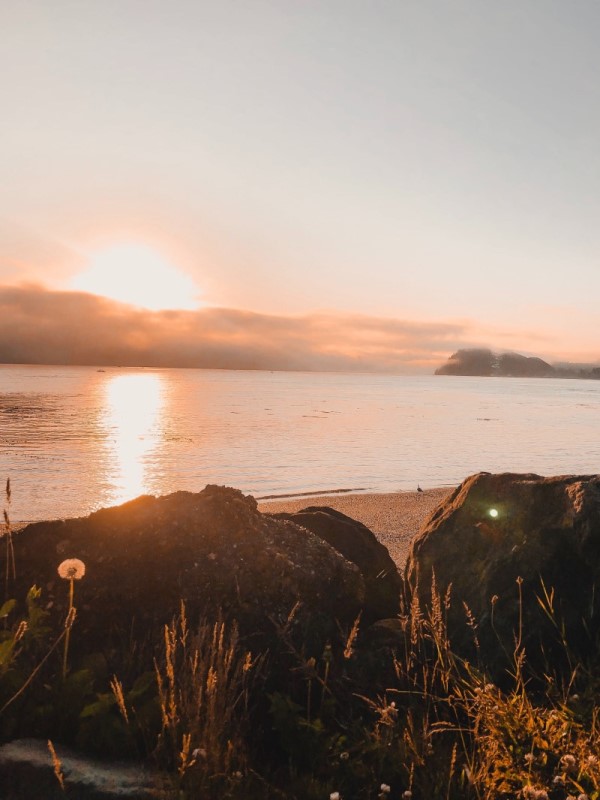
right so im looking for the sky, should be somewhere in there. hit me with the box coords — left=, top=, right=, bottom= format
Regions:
left=2, top=1, right=600, bottom=372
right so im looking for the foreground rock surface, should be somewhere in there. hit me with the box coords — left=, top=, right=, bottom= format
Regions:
left=406, top=472, right=600, bottom=673
left=9, top=485, right=366, bottom=656
left=0, top=739, right=170, bottom=799
left=268, top=506, right=402, bottom=620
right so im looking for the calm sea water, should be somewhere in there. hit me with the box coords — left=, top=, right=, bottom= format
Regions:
left=1, top=364, right=600, bottom=522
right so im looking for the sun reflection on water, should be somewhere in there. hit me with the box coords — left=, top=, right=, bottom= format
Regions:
left=103, top=373, right=164, bottom=504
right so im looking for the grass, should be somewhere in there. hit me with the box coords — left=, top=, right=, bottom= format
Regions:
left=151, top=605, right=256, bottom=794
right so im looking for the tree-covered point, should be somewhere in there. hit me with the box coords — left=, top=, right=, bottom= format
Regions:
left=435, top=348, right=600, bottom=378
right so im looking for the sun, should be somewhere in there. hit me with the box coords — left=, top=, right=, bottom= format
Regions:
left=70, top=243, right=200, bottom=310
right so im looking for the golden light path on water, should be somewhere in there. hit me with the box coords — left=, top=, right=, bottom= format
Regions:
left=102, top=373, right=165, bottom=505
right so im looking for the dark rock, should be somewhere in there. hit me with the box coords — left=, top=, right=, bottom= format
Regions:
left=9, top=486, right=365, bottom=659
left=351, top=617, right=408, bottom=690
left=405, top=472, right=600, bottom=677
left=268, top=506, right=402, bottom=621
left=0, top=738, right=170, bottom=799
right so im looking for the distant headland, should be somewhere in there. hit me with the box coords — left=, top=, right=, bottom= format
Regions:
left=435, top=348, right=600, bottom=378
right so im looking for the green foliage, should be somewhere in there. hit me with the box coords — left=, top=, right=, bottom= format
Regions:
left=0, top=585, right=49, bottom=679
left=268, top=691, right=331, bottom=768
left=24, top=585, right=50, bottom=638
left=0, top=599, right=16, bottom=620
left=78, top=669, right=159, bottom=756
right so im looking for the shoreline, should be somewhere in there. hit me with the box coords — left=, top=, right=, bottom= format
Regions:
left=258, top=486, right=453, bottom=568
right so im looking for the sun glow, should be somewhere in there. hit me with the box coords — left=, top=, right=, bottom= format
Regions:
left=71, top=244, right=200, bottom=310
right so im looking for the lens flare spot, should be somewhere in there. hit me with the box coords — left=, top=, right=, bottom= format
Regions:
left=488, top=508, right=499, bottom=518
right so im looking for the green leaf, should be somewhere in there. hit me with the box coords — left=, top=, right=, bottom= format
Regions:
left=129, top=671, right=156, bottom=700
left=0, top=638, right=15, bottom=668
left=65, top=668, right=95, bottom=694
left=80, top=693, right=116, bottom=719
left=0, top=599, right=16, bottom=619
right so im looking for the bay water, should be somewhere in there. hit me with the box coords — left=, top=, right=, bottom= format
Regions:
left=1, top=364, right=599, bottom=522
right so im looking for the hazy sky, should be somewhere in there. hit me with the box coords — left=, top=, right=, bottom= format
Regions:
left=2, top=1, right=600, bottom=369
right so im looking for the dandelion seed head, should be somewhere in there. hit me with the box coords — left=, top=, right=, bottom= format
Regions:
left=58, top=558, right=86, bottom=580
left=380, top=784, right=391, bottom=794
left=330, top=793, right=341, bottom=800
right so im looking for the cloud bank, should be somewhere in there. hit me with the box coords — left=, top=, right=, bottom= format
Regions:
left=0, top=285, right=507, bottom=373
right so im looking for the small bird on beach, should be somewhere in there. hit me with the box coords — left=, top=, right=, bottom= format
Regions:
left=417, top=484, right=424, bottom=497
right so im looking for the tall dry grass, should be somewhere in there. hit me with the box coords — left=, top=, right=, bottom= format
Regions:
left=2, top=478, right=16, bottom=601
left=368, top=574, right=600, bottom=800
left=113, top=602, right=258, bottom=797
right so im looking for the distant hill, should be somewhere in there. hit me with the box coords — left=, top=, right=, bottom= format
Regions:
left=435, top=348, right=600, bottom=378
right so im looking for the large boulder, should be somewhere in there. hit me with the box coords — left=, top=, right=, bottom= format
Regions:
left=268, top=506, right=402, bottom=621
left=405, top=472, right=600, bottom=676
left=7, top=485, right=365, bottom=659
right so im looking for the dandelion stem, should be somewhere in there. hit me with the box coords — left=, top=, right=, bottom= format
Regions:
left=62, top=578, right=74, bottom=679
left=57, top=559, right=85, bottom=680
